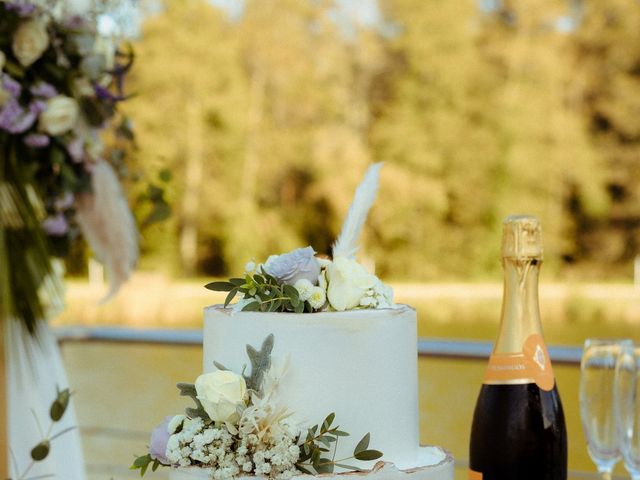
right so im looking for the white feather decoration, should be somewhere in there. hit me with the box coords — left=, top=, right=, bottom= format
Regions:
left=76, top=160, right=139, bottom=303
left=332, top=162, right=383, bottom=259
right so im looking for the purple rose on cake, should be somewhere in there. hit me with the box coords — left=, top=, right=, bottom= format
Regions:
left=262, top=246, right=321, bottom=286
left=149, top=416, right=174, bottom=464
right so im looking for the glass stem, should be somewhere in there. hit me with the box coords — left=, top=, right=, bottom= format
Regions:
left=599, top=471, right=612, bottom=480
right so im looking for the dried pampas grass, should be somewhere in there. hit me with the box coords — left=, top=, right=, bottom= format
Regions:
left=76, top=160, right=138, bottom=303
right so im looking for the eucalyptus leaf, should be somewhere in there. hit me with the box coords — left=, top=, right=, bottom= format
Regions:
left=241, top=301, right=260, bottom=312
left=354, top=433, right=370, bottom=455
left=322, top=412, right=335, bottom=431
left=335, top=464, right=361, bottom=471
left=283, top=285, right=300, bottom=305
left=318, top=436, right=331, bottom=447
left=315, top=459, right=334, bottom=474
left=50, top=388, right=70, bottom=422
left=262, top=272, right=279, bottom=284
left=204, top=281, right=234, bottom=292
left=224, top=288, right=238, bottom=307
left=50, top=400, right=65, bottom=422
left=295, top=464, right=313, bottom=475
left=311, top=449, right=321, bottom=465
left=354, top=449, right=383, bottom=461
left=31, top=441, right=50, bottom=461
left=132, top=454, right=153, bottom=468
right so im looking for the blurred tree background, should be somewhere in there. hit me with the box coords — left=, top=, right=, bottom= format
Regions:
left=119, top=0, right=640, bottom=281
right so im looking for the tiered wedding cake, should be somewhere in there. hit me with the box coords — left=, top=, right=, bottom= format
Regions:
left=178, top=306, right=455, bottom=480
left=133, top=164, right=454, bottom=480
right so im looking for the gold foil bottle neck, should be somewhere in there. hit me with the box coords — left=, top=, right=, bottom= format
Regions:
left=501, top=215, right=543, bottom=260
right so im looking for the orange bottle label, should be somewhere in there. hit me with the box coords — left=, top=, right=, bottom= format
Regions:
left=484, top=334, right=555, bottom=391
left=468, top=470, right=483, bottom=480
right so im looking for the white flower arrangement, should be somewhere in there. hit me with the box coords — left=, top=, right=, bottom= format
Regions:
left=133, top=336, right=383, bottom=478
left=206, top=164, right=395, bottom=313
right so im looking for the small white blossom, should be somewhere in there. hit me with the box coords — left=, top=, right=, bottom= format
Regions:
left=360, top=296, right=375, bottom=307
left=293, top=278, right=314, bottom=301
left=168, top=414, right=186, bottom=434
left=308, top=286, right=326, bottom=310
left=244, top=260, right=256, bottom=273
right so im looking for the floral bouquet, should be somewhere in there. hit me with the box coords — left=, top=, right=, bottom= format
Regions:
left=132, top=335, right=383, bottom=479
left=206, top=163, right=394, bottom=314
left=0, top=0, right=139, bottom=332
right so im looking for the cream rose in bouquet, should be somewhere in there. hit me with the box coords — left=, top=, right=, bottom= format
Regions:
left=195, top=371, right=247, bottom=425
left=12, top=17, right=49, bottom=67
left=39, top=95, right=79, bottom=135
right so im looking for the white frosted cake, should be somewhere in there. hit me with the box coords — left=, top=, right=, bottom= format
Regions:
left=168, top=306, right=453, bottom=480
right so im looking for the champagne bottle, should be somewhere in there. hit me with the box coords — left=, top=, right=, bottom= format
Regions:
left=469, top=215, right=567, bottom=480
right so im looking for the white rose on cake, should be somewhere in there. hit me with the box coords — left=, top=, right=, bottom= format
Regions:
left=325, top=256, right=378, bottom=311
left=195, top=370, right=247, bottom=424
left=12, top=19, right=49, bottom=67
left=39, top=95, right=79, bottom=135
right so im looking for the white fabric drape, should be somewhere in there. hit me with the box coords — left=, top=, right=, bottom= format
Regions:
left=6, top=319, right=86, bottom=479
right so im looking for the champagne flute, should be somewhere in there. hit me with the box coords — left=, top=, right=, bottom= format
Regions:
left=615, top=343, right=640, bottom=480
left=580, top=338, right=631, bottom=478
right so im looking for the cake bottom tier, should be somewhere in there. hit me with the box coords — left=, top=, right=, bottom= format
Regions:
left=169, top=447, right=454, bottom=480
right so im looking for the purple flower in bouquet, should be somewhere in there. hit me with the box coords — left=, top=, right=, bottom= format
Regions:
left=24, top=133, right=49, bottom=148
left=5, top=1, right=37, bottom=17
left=149, top=416, right=173, bottom=464
left=54, top=192, right=74, bottom=210
left=2, top=75, right=22, bottom=97
left=0, top=99, right=37, bottom=134
left=31, top=82, right=57, bottom=99
left=30, top=99, right=46, bottom=114
left=0, top=76, right=39, bottom=134
left=94, top=83, right=126, bottom=103
left=42, top=214, right=69, bottom=236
